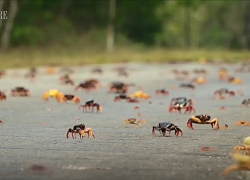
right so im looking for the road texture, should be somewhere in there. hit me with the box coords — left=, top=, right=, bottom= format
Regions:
left=0, top=62, right=250, bottom=180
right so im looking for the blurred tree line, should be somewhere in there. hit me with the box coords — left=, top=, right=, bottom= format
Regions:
left=0, top=0, right=250, bottom=51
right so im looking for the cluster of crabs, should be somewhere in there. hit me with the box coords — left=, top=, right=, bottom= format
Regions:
left=150, top=113, right=220, bottom=138
left=42, top=89, right=81, bottom=104
left=171, top=68, right=206, bottom=85
left=2, top=65, right=250, bottom=178
left=218, top=68, right=244, bottom=84
left=0, top=87, right=31, bottom=100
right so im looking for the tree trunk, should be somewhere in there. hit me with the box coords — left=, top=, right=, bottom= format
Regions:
left=106, top=0, right=116, bottom=53
left=1, top=0, right=18, bottom=50
left=0, top=0, right=5, bottom=32
left=245, top=1, right=250, bottom=49
left=184, top=6, right=191, bottom=48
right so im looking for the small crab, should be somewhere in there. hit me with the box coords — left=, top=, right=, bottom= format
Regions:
left=91, top=67, right=103, bottom=74
left=235, top=120, right=250, bottom=126
left=78, top=99, right=102, bottom=113
left=118, top=70, right=129, bottom=77
left=235, top=62, right=250, bottom=73
left=219, top=106, right=226, bottom=110
left=187, top=114, right=220, bottom=130
left=152, top=122, right=183, bottom=137
left=57, top=94, right=81, bottom=104
left=59, top=74, right=74, bottom=86
left=66, top=124, right=95, bottom=140
left=130, top=91, right=150, bottom=100
left=241, top=99, right=250, bottom=107
left=191, top=77, right=206, bottom=84
left=10, top=87, right=31, bottom=97
left=124, top=118, right=146, bottom=126
left=66, top=124, right=85, bottom=139
left=46, top=67, right=56, bottom=74
left=168, top=97, right=195, bottom=114
left=24, top=67, right=37, bottom=82
left=155, top=89, right=169, bottom=96
left=134, top=106, right=139, bottom=110
left=233, top=136, right=250, bottom=155
left=75, top=82, right=96, bottom=92
left=213, top=88, right=235, bottom=99
left=193, top=69, right=207, bottom=75
left=113, top=94, right=130, bottom=102
left=75, top=79, right=100, bottom=92
left=218, top=68, right=228, bottom=81
left=228, top=76, right=244, bottom=84
left=42, top=89, right=60, bottom=101
left=113, top=67, right=129, bottom=77
left=171, top=69, right=189, bottom=80
left=179, top=83, right=195, bottom=90
left=108, top=82, right=134, bottom=94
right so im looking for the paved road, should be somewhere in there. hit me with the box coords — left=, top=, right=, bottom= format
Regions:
left=0, top=63, right=250, bottom=180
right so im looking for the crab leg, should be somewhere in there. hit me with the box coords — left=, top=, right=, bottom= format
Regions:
left=187, top=120, right=194, bottom=130
left=167, top=130, right=171, bottom=137
left=187, top=116, right=202, bottom=129
left=152, top=127, right=157, bottom=136
left=66, top=131, right=70, bottom=139
left=207, top=118, right=220, bottom=130
left=222, top=164, right=241, bottom=177
left=175, top=128, right=183, bottom=136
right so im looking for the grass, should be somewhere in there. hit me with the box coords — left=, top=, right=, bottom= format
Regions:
left=0, top=45, right=250, bottom=70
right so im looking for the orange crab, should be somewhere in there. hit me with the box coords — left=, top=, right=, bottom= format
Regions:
left=228, top=77, right=244, bottom=84
left=57, top=94, right=80, bottom=104
left=46, top=67, right=56, bottom=74
left=42, top=89, right=60, bottom=101
left=235, top=120, right=250, bottom=126
left=130, top=91, right=150, bottom=100
left=191, top=77, right=206, bottom=85
left=218, top=68, right=228, bottom=81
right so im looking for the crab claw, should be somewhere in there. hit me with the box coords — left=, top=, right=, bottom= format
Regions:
left=72, top=132, right=76, bottom=139
left=74, top=97, right=81, bottom=104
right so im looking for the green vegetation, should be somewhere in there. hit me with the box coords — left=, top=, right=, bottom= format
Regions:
left=1, top=46, right=250, bottom=70
left=0, top=0, right=250, bottom=69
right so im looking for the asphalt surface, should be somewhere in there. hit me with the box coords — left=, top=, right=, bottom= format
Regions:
left=0, top=62, right=250, bottom=180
